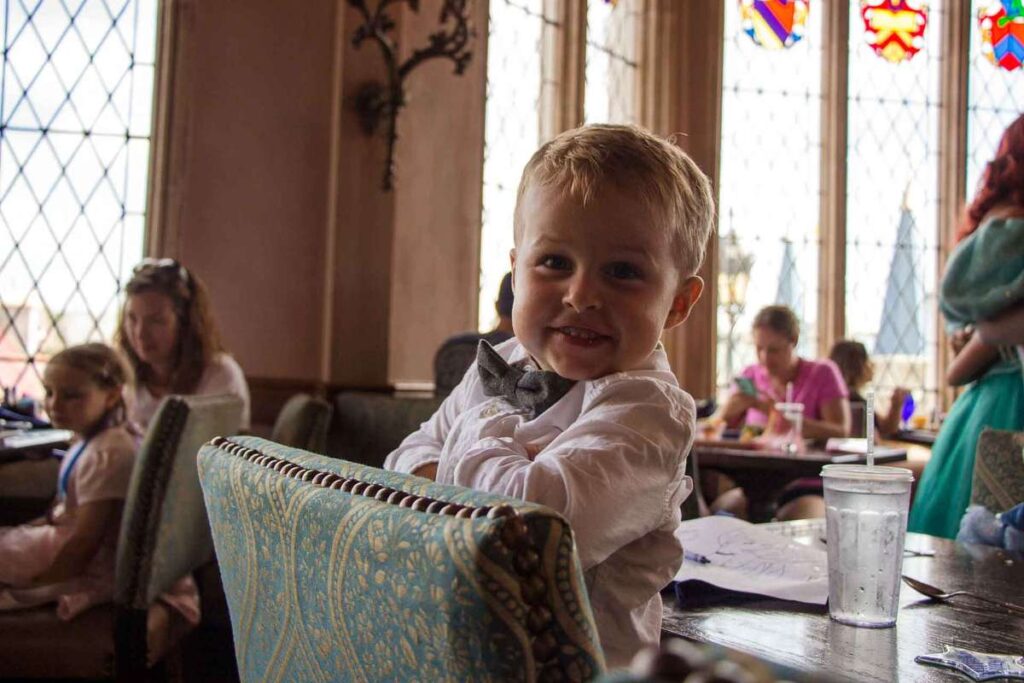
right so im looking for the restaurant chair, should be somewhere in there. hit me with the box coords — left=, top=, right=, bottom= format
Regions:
left=971, top=428, right=1024, bottom=512
left=270, top=393, right=333, bottom=453
left=0, top=394, right=243, bottom=681
left=682, top=452, right=709, bottom=520
left=197, top=435, right=606, bottom=683
left=848, top=402, right=866, bottom=438
left=326, top=390, right=441, bottom=468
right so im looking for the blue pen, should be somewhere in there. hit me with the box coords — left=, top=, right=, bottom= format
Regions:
left=684, top=550, right=711, bottom=564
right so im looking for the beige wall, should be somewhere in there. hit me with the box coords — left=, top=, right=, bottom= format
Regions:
left=150, top=0, right=487, bottom=415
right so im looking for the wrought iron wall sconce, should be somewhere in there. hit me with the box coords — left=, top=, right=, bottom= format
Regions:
left=349, top=0, right=474, bottom=190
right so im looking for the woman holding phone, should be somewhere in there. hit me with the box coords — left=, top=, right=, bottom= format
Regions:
left=718, top=305, right=851, bottom=440
left=712, top=306, right=851, bottom=519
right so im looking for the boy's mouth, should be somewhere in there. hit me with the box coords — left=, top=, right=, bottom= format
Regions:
left=552, top=326, right=611, bottom=347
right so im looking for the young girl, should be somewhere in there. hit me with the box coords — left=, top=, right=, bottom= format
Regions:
left=828, top=340, right=910, bottom=438
left=0, top=343, right=140, bottom=618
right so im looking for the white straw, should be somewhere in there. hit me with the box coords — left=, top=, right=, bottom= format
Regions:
left=866, top=389, right=875, bottom=467
left=786, top=382, right=793, bottom=404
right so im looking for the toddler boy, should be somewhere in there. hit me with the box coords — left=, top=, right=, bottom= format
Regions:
left=385, top=124, right=715, bottom=668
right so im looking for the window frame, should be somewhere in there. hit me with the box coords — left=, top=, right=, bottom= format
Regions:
left=483, top=0, right=979, bottom=408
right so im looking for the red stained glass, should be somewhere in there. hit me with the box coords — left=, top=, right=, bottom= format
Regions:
left=860, top=1, right=929, bottom=64
left=979, top=0, right=1024, bottom=71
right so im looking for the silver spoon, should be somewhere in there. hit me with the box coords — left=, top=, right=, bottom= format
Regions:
left=901, top=575, right=1024, bottom=615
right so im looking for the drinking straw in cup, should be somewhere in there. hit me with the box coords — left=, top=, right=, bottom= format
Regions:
left=821, top=464, right=914, bottom=628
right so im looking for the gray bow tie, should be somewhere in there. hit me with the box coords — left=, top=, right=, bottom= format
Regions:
left=476, top=341, right=577, bottom=419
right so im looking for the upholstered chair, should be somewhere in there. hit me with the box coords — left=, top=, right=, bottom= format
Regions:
left=326, top=391, right=442, bottom=468
left=270, top=393, right=333, bottom=453
left=971, top=428, right=1024, bottom=511
left=198, top=435, right=605, bottom=683
left=0, top=394, right=243, bottom=680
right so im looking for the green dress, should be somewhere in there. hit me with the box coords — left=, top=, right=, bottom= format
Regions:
left=908, top=216, right=1024, bottom=539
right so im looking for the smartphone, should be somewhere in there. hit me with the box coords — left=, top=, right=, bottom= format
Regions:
left=734, top=376, right=758, bottom=397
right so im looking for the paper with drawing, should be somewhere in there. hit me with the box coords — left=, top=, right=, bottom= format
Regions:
left=674, top=516, right=828, bottom=604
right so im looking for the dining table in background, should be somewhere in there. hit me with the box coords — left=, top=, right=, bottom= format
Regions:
left=0, top=429, right=70, bottom=525
left=662, top=519, right=1024, bottom=682
left=691, top=440, right=907, bottom=522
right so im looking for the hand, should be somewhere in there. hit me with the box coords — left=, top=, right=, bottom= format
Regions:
left=950, top=326, right=973, bottom=356
left=764, top=408, right=792, bottom=435
left=412, top=462, right=438, bottom=481
left=890, top=387, right=910, bottom=410
left=750, top=392, right=777, bottom=416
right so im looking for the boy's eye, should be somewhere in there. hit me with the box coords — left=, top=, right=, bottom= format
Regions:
left=539, top=255, right=571, bottom=271
left=605, top=262, right=642, bottom=280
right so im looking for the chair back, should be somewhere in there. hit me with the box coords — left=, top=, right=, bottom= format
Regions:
left=971, top=428, right=1024, bottom=511
left=198, top=436, right=605, bottom=683
left=271, top=393, right=333, bottom=453
left=326, top=390, right=442, bottom=468
left=848, top=401, right=867, bottom=438
left=0, top=394, right=242, bottom=680
left=116, top=394, right=243, bottom=612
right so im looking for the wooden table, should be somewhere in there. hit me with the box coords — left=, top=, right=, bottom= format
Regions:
left=662, top=520, right=1024, bottom=682
left=692, top=441, right=907, bottom=521
left=0, top=429, right=69, bottom=524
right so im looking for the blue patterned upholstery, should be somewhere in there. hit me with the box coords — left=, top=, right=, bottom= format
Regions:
left=198, top=435, right=605, bottom=682
left=971, top=428, right=1024, bottom=511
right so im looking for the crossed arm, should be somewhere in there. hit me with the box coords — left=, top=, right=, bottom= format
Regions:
left=976, top=304, right=1024, bottom=347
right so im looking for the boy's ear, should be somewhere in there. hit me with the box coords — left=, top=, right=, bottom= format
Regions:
left=664, top=276, right=704, bottom=330
left=509, top=248, right=517, bottom=290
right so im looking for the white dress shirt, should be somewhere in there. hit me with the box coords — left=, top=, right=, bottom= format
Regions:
left=385, top=338, right=695, bottom=668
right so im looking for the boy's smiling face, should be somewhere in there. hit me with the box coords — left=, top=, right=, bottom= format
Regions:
left=511, top=183, right=703, bottom=380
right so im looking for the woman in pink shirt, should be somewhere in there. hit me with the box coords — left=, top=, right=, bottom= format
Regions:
left=720, top=305, right=851, bottom=439
left=715, top=306, right=851, bottom=519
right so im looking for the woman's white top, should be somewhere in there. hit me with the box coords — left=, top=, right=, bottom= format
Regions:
left=126, top=352, right=250, bottom=431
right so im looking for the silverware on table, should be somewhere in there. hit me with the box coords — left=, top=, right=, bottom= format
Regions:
left=901, top=575, right=1024, bottom=615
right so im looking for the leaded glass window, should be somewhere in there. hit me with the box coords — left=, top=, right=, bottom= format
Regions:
left=844, top=1, right=944, bottom=415
left=967, top=0, right=1024, bottom=197
left=0, top=0, right=157, bottom=400
left=479, top=0, right=546, bottom=329
left=584, top=0, right=641, bottom=124
left=479, top=0, right=643, bottom=330
left=717, top=0, right=824, bottom=393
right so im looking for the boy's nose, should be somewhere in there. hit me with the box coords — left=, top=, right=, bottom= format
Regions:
left=563, top=273, right=600, bottom=312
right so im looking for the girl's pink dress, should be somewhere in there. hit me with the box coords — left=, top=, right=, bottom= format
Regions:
left=0, top=424, right=199, bottom=625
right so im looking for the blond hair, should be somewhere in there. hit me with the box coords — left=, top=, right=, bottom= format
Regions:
left=513, top=124, right=716, bottom=277
left=47, top=343, right=132, bottom=434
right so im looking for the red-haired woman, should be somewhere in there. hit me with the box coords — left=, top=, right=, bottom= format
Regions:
left=115, top=259, right=250, bottom=431
left=909, top=114, right=1024, bottom=539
